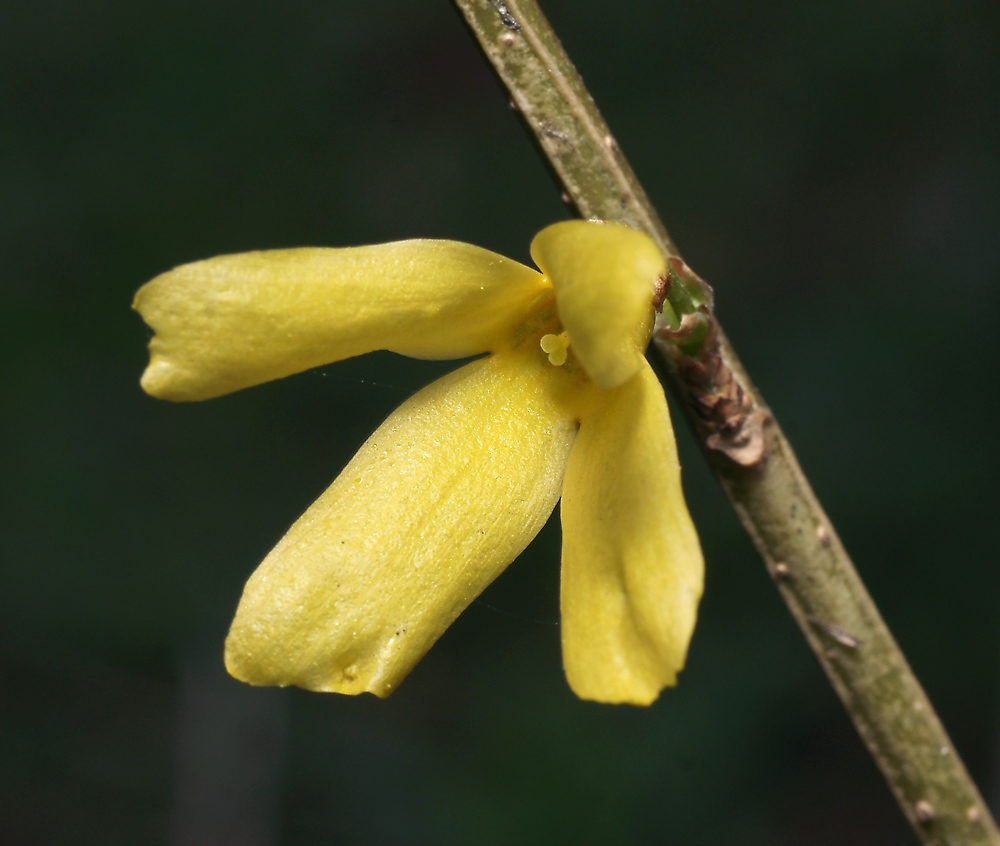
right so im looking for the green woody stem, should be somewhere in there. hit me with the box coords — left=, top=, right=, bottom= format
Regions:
left=451, top=1, right=999, bottom=843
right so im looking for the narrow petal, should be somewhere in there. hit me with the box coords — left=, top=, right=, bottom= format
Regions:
left=225, top=345, right=578, bottom=697
left=530, top=221, right=665, bottom=390
left=560, top=363, right=703, bottom=705
left=134, top=242, right=549, bottom=401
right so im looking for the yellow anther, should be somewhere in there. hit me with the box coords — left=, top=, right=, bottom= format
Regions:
left=540, top=332, right=570, bottom=367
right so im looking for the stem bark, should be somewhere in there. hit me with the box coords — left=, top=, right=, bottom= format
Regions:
left=451, top=1, right=999, bottom=843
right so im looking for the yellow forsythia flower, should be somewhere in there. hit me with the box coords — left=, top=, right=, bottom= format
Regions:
left=134, top=220, right=703, bottom=705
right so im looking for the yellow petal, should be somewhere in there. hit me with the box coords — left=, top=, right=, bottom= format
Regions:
left=560, top=362, right=703, bottom=704
left=134, top=242, right=549, bottom=401
left=530, top=221, right=665, bottom=390
left=224, top=345, right=578, bottom=697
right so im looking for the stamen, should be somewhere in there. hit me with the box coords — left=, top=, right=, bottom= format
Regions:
left=540, top=332, right=570, bottom=367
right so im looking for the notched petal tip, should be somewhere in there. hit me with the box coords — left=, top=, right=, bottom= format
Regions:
left=530, top=220, right=666, bottom=391
left=136, top=354, right=208, bottom=402
left=133, top=243, right=548, bottom=401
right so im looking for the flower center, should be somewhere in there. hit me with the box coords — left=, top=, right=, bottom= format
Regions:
left=540, top=332, right=570, bottom=367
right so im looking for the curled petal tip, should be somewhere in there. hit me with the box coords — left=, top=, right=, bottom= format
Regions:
left=530, top=221, right=665, bottom=390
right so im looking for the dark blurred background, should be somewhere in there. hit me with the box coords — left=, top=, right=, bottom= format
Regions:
left=2, top=0, right=998, bottom=843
